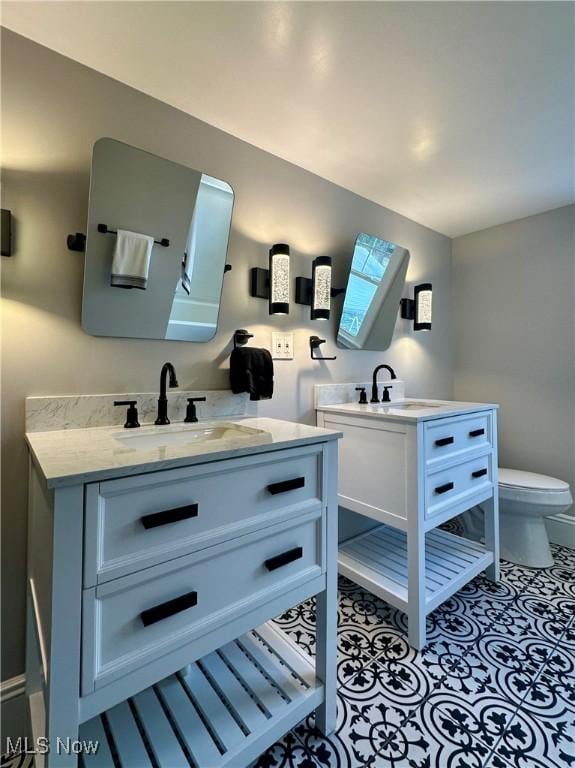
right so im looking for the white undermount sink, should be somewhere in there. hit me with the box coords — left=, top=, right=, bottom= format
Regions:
left=112, top=422, right=265, bottom=451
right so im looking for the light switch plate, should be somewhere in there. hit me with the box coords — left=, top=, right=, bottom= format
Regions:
left=271, top=332, right=294, bottom=360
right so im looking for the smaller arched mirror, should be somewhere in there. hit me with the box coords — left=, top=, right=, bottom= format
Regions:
left=337, top=233, right=410, bottom=351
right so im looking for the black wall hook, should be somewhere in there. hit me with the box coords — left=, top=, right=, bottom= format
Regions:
left=309, top=336, right=337, bottom=360
left=233, top=329, right=254, bottom=349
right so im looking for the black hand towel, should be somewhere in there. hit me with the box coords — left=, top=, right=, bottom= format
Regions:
left=230, top=347, right=274, bottom=401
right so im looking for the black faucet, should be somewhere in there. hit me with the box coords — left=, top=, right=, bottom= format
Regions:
left=155, top=362, right=179, bottom=425
left=371, top=364, right=397, bottom=403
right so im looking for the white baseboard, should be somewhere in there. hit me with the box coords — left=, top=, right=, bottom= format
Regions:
left=545, top=512, right=575, bottom=549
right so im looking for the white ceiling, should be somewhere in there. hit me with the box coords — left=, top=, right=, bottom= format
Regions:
left=3, top=1, right=574, bottom=237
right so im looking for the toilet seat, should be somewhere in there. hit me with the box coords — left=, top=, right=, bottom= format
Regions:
left=498, top=468, right=572, bottom=506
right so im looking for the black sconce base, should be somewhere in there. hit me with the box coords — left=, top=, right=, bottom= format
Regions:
left=1, top=209, right=13, bottom=257
left=400, top=297, right=415, bottom=320
left=250, top=267, right=270, bottom=299
left=67, top=232, right=87, bottom=252
left=295, top=276, right=312, bottom=305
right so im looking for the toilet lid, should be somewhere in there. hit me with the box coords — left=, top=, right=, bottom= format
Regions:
left=499, top=468, right=570, bottom=492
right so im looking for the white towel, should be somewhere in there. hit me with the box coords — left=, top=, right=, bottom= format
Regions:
left=110, top=229, right=154, bottom=290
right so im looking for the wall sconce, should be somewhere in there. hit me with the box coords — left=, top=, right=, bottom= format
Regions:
left=295, top=256, right=344, bottom=320
left=400, top=282, right=433, bottom=331
left=1, top=209, right=13, bottom=257
left=250, top=243, right=290, bottom=315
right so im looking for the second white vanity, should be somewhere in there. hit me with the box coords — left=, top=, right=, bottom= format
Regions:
left=25, top=392, right=340, bottom=767
left=316, top=382, right=499, bottom=649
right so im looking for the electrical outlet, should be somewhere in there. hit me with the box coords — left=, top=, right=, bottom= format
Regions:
left=272, top=332, right=294, bottom=360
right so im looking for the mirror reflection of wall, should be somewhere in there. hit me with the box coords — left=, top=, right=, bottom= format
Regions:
left=168, top=175, right=234, bottom=340
left=82, top=139, right=234, bottom=342
left=337, top=233, right=410, bottom=350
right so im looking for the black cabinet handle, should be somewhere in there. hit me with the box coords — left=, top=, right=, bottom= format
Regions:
left=141, top=504, right=198, bottom=530
left=435, top=436, right=454, bottom=447
left=469, top=428, right=485, bottom=438
left=267, top=477, right=305, bottom=495
left=435, top=482, right=454, bottom=495
left=140, top=590, right=197, bottom=627
left=265, top=547, right=303, bottom=572
left=472, top=468, right=488, bottom=479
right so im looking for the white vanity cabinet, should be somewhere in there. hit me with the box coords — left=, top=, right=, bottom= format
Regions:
left=317, top=398, right=499, bottom=649
left=25, top=419, right=340, bottom=767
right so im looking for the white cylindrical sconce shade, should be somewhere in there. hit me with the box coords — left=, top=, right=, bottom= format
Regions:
left=269, top=243, right=290, bottom=315
left=414, top=282, right=432, bottom=330
left=311, top=256, right=332, bottom=320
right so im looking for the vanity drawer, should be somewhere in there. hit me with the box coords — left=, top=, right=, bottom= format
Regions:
left=425, top=455, right=493, bottom=519
left=423, top=411, right=492, bottom=469
left=82, top=513, right=322, bottom=693
left=84, top=444, right=323, bottom=586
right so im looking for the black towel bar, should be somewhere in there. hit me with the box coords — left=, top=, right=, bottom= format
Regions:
left=97, top=223, right=170, bottom=248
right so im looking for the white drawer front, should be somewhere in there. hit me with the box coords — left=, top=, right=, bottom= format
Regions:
left=425, top=454, right=492, bottom=519
left=82, top=513, right=322, bottom=693
left=84, top=445, right=323, bottom=586
left=424, top=411, right=492, bottom=469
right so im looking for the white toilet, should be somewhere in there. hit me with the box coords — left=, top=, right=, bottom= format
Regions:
left=462, top=468, right=573, bottom=568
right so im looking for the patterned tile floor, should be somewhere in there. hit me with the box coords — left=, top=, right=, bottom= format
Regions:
left=254, top=542, right=575, bottom=768
left=2, top=544, right=573, bottom=768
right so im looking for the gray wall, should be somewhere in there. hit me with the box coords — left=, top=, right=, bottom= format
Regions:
left=1, top=31, right=453, bottom=681
left=453, top=205, right=575, bottom=492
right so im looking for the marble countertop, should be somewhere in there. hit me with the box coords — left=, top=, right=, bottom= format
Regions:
left=316, top=398, right=498, bottom=423
left=26, top=418, right=342, bottom=488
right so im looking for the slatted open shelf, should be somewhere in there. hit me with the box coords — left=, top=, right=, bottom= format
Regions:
left=339, top=524, right=493, bottom=614
left=79, top=623, right=322, bottom=768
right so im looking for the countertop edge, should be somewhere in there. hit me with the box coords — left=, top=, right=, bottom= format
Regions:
left=316, top=401, right=498, bottom=423
left=26, top=426, right=342, bottom=489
